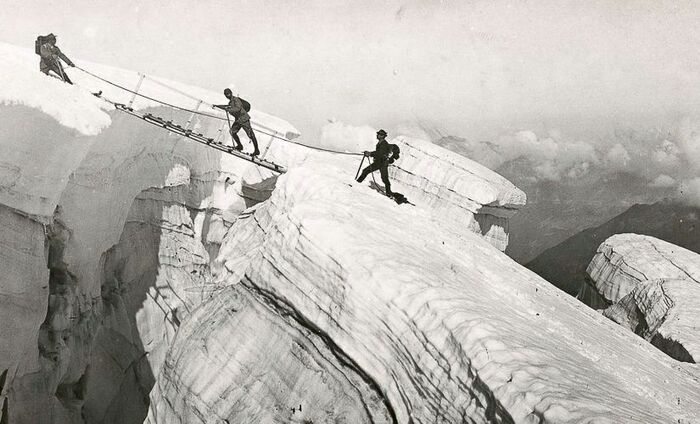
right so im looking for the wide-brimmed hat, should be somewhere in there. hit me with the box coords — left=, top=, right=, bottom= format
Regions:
left=376, top=129, right=388, bottom=137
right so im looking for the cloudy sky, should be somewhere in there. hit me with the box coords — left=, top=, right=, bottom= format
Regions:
left=3, top=0, right=700, bottom=203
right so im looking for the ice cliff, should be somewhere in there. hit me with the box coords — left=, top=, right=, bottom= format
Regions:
left=0, top=41, right=546, bottom=424
left=0, top=41, right=300, bottom=423
left=584, top=233, right=700, bottom=364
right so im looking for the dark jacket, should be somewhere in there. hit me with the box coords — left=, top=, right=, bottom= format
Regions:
left=39, top=43, right=73, bottom=73
left=225, top=96, right=250, bottom=123
left=370, top=140, right=400, bottom=163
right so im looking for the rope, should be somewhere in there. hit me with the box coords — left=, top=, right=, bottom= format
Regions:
left=75, top=66, right=225, bottom=120
left=294, top=143, right=363, bottom=156
left=74, top=66, right=364, bottom=157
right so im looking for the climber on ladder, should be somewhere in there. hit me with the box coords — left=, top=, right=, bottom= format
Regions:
left=356, top=129, right=400, bottom=197
left=213, top=88, right=260, bottom=156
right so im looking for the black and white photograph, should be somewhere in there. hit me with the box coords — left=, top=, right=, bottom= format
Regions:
left=1, top=1, right=699, bottom=423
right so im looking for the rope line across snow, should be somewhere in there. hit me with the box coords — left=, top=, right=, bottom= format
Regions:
left=74, top=66, right=364, bottom=157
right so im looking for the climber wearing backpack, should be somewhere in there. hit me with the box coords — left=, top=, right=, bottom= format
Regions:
left=213, top=88, right=260, bottom=156
left=356, top=129, right=400, bottom=197
left=36, top=33, right=74, bottom=84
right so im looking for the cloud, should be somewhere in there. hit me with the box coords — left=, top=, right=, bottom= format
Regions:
left=438, top=129, right=599, bottom=181
left=319, top=121, right=377, bottom=153
left=567, top=161, right=591, bottom=179
left=501, top=131, right=601, bottom=181
left=651, top=140, right=682, bottom=170
left=676, top=177, right=700, bottom=207
left=649, top=174, right=676, bottom=188
left=604, top=143, right=631, bottom=172
left=394, top=122, right=435, bottom=141
left=423, top=116, right=700, bottom=185
left=677, top=118, right=700, bottom=172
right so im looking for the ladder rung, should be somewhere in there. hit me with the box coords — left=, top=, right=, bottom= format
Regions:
left=115, top=108, right=285, bottom=174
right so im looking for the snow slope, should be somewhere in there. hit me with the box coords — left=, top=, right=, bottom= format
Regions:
left=147, top=166, right=700, bottom=424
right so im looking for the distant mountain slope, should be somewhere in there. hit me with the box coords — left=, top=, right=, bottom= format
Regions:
left=502, top=166, right=669, bottom=263
left=434, top=137, right=675, bottom=263
left=526, top=202, right=699, bottom=296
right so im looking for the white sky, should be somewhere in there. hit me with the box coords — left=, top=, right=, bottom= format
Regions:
left=4, top=0, right=700, bottom=141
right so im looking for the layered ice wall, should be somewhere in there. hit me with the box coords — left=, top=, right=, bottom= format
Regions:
left=0, top=41, right=529, bottom=424
left=0, top=42, right=299, bottom=423
left=388, top=137, right=523, bottom=250
left=261, top=135, right=526, bottom=251
left=586, top=234, right=700, bottom=363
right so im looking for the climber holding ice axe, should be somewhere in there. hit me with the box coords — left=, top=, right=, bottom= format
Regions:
left=356, top=129, right=400, bottom=197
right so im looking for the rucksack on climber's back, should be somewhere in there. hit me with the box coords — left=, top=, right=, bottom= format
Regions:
left=35, top=35, right=46, bottom=55
left=239, top=97, right=251, bottom=112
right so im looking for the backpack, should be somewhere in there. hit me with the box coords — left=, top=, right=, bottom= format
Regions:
left=239, top=97, right=251, bottom=112
left=35, top=35, right=46, bottom=55
left=390, top=144, right=400, bottom=160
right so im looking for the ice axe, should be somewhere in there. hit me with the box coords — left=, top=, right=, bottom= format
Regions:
left=354, top=152, right=367, bottom=180
left=215, top=106, right=243, bottom=151
left=213, top=105, right=233, bottom=140
left=54, top=57, right=68, bottom=82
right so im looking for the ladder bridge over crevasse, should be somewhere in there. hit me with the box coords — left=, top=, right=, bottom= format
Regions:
left=113, top=103, right=287, bottom=173
left=74, top=66, right=363, bottom=174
